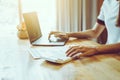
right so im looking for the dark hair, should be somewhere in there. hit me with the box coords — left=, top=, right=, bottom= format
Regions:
left=116, top=2, right=120, bottom=27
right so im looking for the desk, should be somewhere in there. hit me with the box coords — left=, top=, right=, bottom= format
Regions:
left=0, top=33, right=120, bottom=80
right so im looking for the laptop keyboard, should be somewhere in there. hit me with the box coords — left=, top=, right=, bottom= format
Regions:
left=28, top=46, right=72, bottom=63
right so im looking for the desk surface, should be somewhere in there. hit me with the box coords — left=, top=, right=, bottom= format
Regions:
left=0, top=33, right=120, bottom=80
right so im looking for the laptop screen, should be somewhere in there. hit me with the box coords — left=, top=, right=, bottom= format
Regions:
left=23, top=12, right=42, bottom=43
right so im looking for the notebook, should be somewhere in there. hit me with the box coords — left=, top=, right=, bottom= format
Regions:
left=27, top=46, right=72, bottom=64
left=23, top=12, right=67, bottom=46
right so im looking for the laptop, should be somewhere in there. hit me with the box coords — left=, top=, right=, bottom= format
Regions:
left=23, top=12, right=67, bottom=46
left=27, top=46, right=72, bottom=64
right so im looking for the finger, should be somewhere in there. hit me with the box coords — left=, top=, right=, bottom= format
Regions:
left=67, top=49, right=80, bottom=57
left=66, top=46, right=78, bottom=54
left=48, top=34, right=51, bottom=40
left=67, top=46, right=84, bottom=54
left=72, top=52, right=83, bottom=59
left=48, top=31, right=59, bottom=40
left=66, top=48, right=75, bottom=56
left=48, top=32, right=54, bottom=40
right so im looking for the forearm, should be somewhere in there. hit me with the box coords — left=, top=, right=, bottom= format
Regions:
left=66, top=23, right=105, bottom=39
left=96, top=43, right=120, bottom=53
left=66, top=29, right=96, bottom=39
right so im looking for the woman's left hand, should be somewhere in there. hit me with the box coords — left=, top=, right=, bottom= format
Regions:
left=66, top=46, right=99, bottom=59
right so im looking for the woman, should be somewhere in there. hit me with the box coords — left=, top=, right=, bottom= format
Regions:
left=49, top=0, right=120, bottom=59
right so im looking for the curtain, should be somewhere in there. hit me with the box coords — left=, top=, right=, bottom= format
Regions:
left=56, top=0, right=98, bottom=32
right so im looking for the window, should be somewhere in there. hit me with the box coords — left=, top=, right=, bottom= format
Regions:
left=0, top=0, right=98, bottom=36
left=0, top=0, right=57, bottom=36
left=0, top=0, right=18, bottom=35
left=22, top=0, right=57, bottom=33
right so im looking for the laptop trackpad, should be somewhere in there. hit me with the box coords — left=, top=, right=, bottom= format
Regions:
left=32, top=36, right=66, bottom=46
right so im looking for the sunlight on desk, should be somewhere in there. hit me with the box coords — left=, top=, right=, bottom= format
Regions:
left=0, top=25, right=120, bottom=80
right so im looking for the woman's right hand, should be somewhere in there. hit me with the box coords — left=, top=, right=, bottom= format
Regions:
left=48, top=31, right=69, bottom=41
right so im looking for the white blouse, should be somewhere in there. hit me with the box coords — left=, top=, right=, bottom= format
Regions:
left=97, top=0, right=120, bottom=44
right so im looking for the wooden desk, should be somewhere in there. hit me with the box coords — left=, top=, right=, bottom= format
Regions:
left=0, top=33, right=120, bottom=80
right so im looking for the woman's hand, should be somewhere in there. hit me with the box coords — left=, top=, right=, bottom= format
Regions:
left=48, top=31, right=69, bottom=41
left=66, top=46, right=99, bottom=59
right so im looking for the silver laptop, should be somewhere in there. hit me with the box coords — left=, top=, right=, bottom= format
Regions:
left=23, top=12, right=67, bottom=46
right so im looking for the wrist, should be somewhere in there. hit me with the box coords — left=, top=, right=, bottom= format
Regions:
left=66, top=33, right=71, bottom=37
left=95, top=46, right=100, bottom=54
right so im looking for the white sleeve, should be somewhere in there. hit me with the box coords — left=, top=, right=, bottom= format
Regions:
left=97, top=0, right=106, bottom=21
